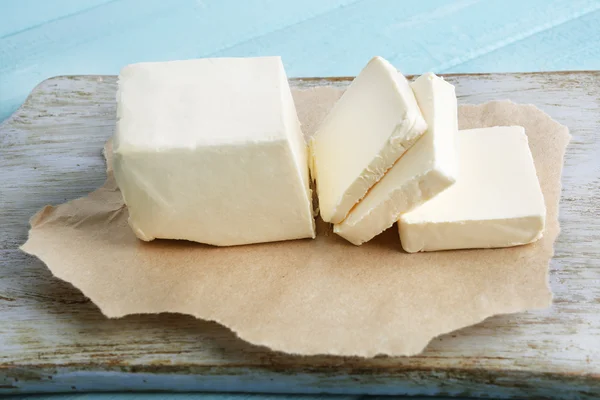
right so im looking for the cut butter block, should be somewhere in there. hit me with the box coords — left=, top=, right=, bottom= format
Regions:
left=113, top=57, right=315, bottom=246
left=399, top=126, right=546, bottom=253
left=334, top=73, right=458, bottom=245
left=310, top=56, right=427, bottom=224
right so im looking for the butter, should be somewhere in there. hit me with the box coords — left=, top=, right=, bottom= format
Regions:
left=311, top=56, right=427, bottom=224
left=399, top=126, right=546, bottom=252
left=334, top=73, right=457, bottom=245
left=113, top=57, right=315, bottom=246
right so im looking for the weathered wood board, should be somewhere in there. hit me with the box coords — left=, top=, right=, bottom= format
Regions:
left=0, top=72, right=599, bottom=398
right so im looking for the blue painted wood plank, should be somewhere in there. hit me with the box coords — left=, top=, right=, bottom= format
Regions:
left=2, top=0, right=600, bottom=123
left=442, top=9, right=600, bottom=72
left=0, top=0, right=358, bottom=122
left=0, top=0, right=359, bottom=75
left=0, top=0, right=114, bottom=38
left=212, top=0, right=600, bottom=76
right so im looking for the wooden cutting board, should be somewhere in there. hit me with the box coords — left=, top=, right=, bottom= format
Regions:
left=1, top=72, right=599, bottom=398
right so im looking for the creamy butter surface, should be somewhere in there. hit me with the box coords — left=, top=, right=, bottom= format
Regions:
left=113, top=57, right=315, bottom=246
left=399, top=126, right=546, bottom=252
left=310, top=56, right=427, bottom=224
left=335, top=73, right=457, bottom=245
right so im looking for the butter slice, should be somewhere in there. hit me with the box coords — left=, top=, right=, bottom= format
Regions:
left=334, top=73, right=457, bottom=245
left=311, top=56, right=427, bottom=223
left=399, top=126, right=546, bottom=252
left=113, top=57, right=315, bottom=246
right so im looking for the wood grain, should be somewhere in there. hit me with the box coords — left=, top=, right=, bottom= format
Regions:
left=0, top=72, right=599, bottom=398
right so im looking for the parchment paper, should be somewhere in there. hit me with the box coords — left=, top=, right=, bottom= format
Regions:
left=21, top=88, right=570, bottom=357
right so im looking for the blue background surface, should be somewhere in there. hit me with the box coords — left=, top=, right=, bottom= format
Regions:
left=1, top=0, right=600, bottom=398
left=1, top=0, right=600, bottom=124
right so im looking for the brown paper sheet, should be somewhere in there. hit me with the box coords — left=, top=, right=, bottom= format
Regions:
left=21, top=89, right=570, bottom=357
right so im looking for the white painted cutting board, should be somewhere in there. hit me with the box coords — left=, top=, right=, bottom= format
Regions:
left=0, top=72, right=599, bottom=398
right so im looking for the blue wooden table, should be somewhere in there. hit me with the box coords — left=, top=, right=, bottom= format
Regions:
left=2, top=0, right=600, bottom=398
left=2, top=0, right=600, bottom=124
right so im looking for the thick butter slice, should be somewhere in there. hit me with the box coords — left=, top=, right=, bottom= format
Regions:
left=334, top=73, right=457, bottom=245
left=113, top=57, right=315, bottom=246
left=399, top=126, right=546, bottom=252
left=311, top=56, right=427, bottom=224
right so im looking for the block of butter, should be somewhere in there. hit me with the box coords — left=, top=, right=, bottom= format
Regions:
left=399, top=126, right=546, bottom=252
left=113, top=57, right=315, bottom=246
left=334, top=73, right=458, bottom=245
left=310, top=56, right=427, bottom=224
